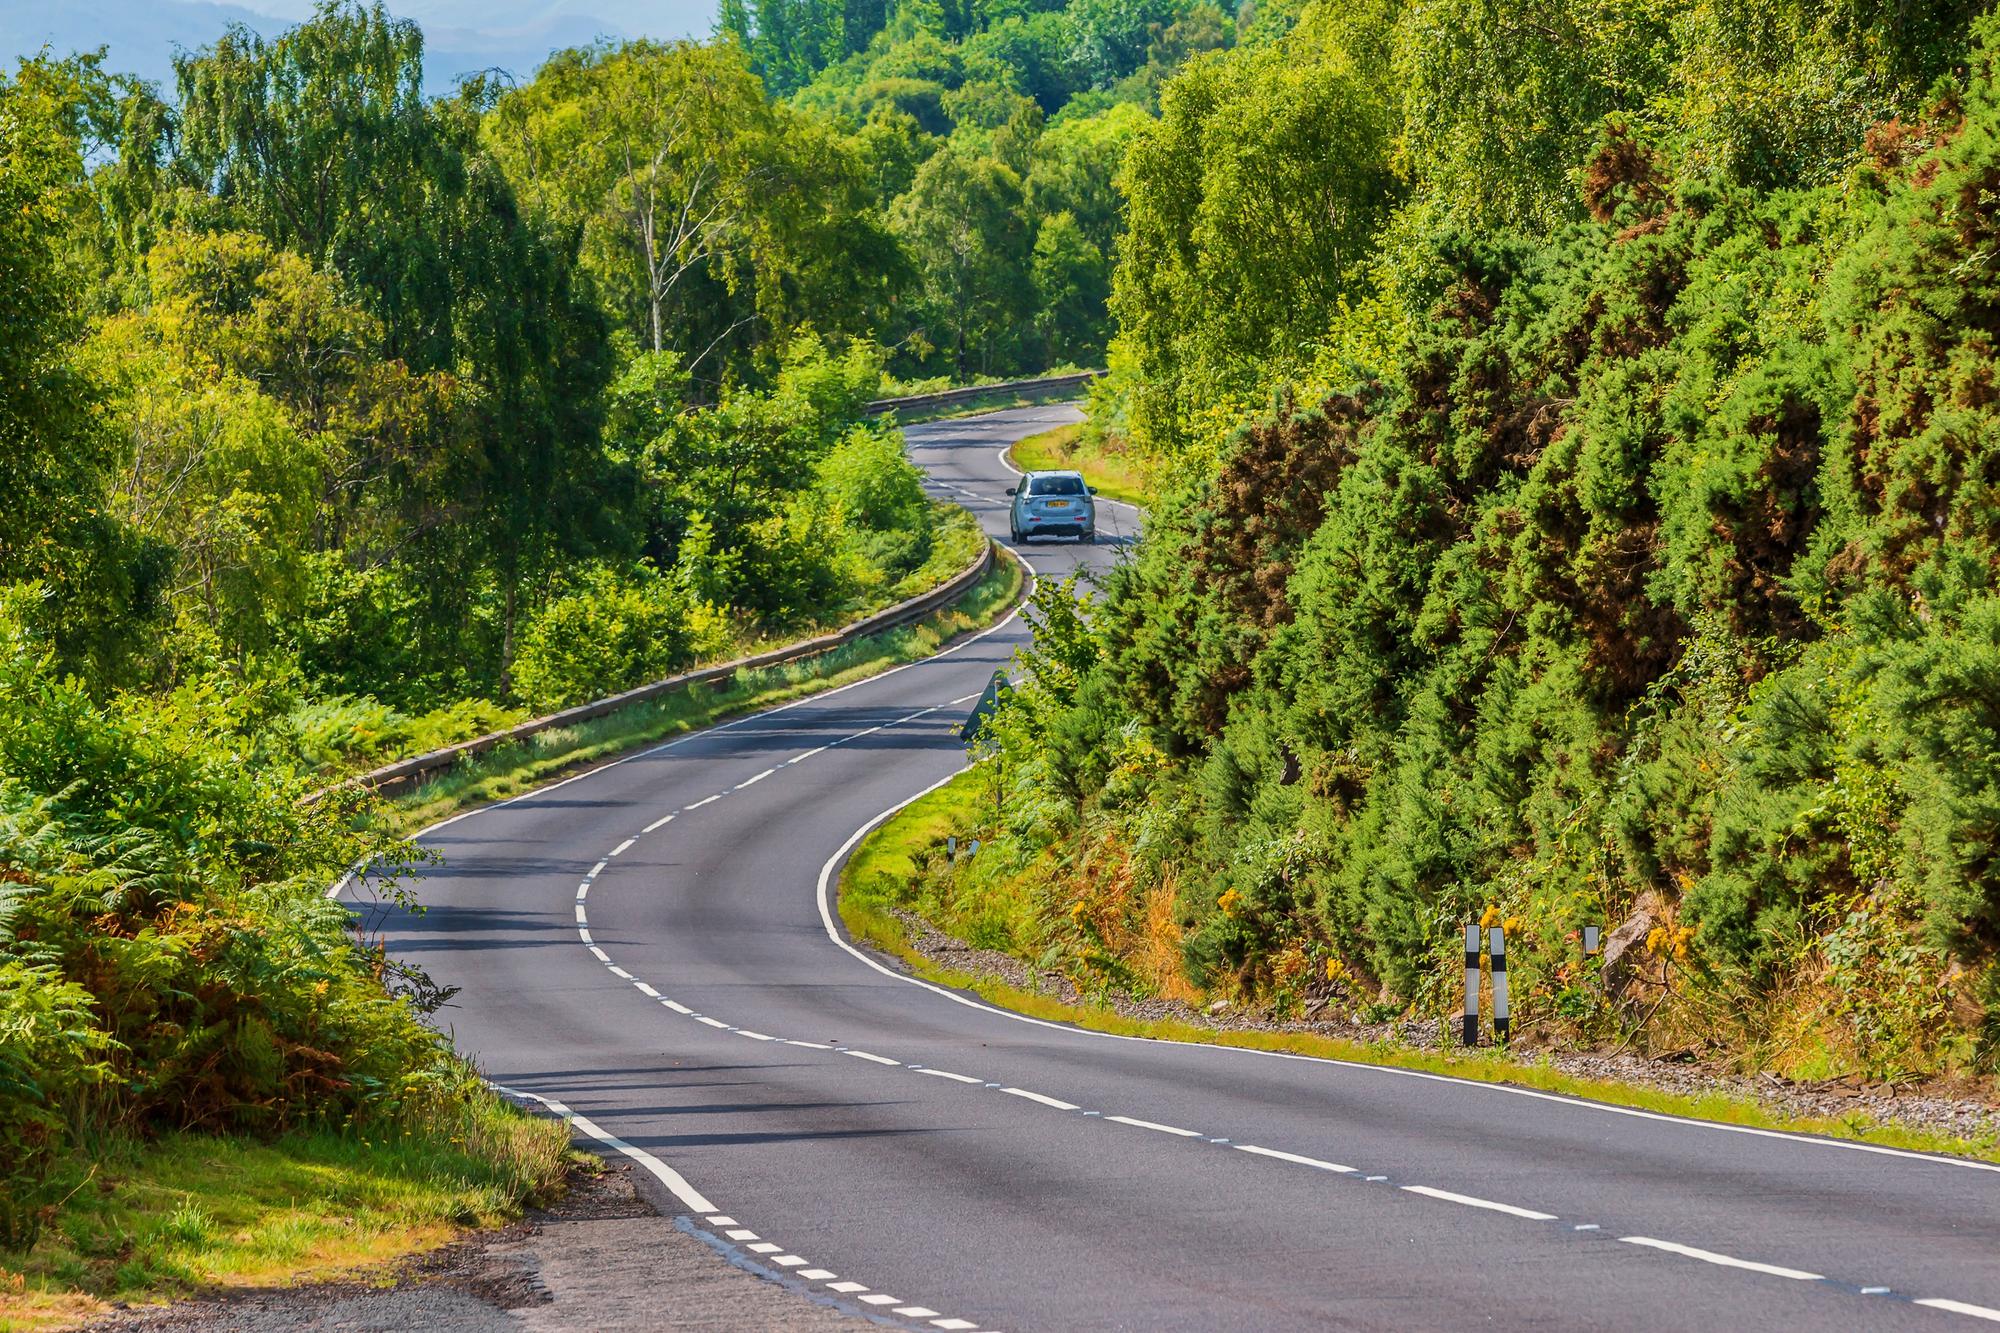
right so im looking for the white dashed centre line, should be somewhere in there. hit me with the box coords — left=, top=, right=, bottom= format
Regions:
left=788, top=745, right=829, bottom=763
left=734, top=768, right=775, bottom=789
left=1106, top=1115, right=1203, bottom=1137
left=1916, top=1299, right=2000, bottom=1323
left=687, top=793, right=724, bottom=809
left=611, top=838, right=635, bottom=856
left=1001, top=1088, right=1078, bottom=1111
left=843, top=1050, right=900, bottom=1066
left=1618, top=1236, right=1820, bottom=1281
left=1401, top=1186, right=1556, bottom=1221
left=914, top=1069, right=985, bottom=1084
left=695, top=1016, right=730, bottom=1029
left=643, top=813, right=676, bottom=833
left=1233, top=1144, right=1356, bottom=1173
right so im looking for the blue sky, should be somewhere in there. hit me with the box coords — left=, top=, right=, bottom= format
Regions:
left=0, top=0, right=717, bottom=93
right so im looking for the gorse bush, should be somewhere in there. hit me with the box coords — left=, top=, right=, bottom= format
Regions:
left=986, top=12, right=2000, bottom=1078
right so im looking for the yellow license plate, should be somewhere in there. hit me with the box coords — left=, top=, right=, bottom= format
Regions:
left=1046, top=500, right=1069, bottom=508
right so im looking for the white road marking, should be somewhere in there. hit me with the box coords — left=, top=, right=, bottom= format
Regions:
left=814, top=781, right=2000, bottom=1178
left=1618, top=1236, right=1821, bottom=1281
left=687, top=793, right=724, bottom=809
left=915, top=1068, right=985, bottom=1084
left=1233, top=1144, right=1355, bottom=1174
left=788, top=746, right=829, bottom=763
left=947, top=691, right=982, bottom=706
left=828, top=1282, right=868, bottom=1294
left=798, top=1268, right=836, bottom=1281
left=696, top=1016, right=730, bottom=1029
left=663, top=999, right=693, bottom=1014
left=574, top=905, right=587, bottom=923
left=1001, top=1088, right=1078, bottom=1111
left=644, top=813, right=676, bottom=833
left=727, top=1229, right=759, bottom=1240
left=490, top=1083, right=715, bottom=1213
left=577, top=929, right=592, bottom=944
left=576, top=882, right=591, bottom=897
left=774, top=1255, right=807, bottom=1266
left=933, top=1321, right=978, bottom=1331
left=860, top=1294, right=901, bottom=1305
left=747, top=1242, right=782, bottom=1254
left=896, top=1308, right=941, bottom=1319
left=608, top=966, right=633, bottom=980
left=611, top=838, right=635, bottom=856
left=588, top=946, right=609, bottom=962
left=635, top=983, right=660, bottom=998
left=737, top=1030, right=774, bottom=1041
left=1106, top=1115, right=1202, bottom=1137
left=783, top=1039, right=833, bottom=1049
left=1916, top=1299, right=2000, bottom=1322
left=706, top=1216, right=736, bottom=1226
left=735, top=768, right=775, bottom=789
left=589, top=861, right=608, bottom=878
left=1402, top=1186, right=1556, bottom=1221
left=843, top=1050, right=900, bottom=1065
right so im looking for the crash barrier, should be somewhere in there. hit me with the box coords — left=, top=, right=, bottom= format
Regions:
left=323, top=541, right=997, bottom=799
left=864, top=371, right=1100, bottom=419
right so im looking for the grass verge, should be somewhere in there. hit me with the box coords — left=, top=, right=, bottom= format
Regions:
left=389, top=542, right=1023, bottom=833
left=0, top=1091, right=573, bottom=1332
left=1006, top=422, right=1151, bottom=506
left=840, top=766, right=2000, bottom=1166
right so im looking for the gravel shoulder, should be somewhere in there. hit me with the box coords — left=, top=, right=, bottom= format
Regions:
left=80, top=1162, right=875, bottom=1333
left=889, top=906, right=2000, bottom=1149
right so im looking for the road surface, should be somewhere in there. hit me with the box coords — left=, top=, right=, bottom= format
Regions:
left=360, top=405, right=2000, bottom=1331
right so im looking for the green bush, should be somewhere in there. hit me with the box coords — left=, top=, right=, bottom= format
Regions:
left=510, top=564, right=698, bottom=712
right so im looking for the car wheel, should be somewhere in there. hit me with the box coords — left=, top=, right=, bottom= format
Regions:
left=1083, top=529, right=1097, bottom=545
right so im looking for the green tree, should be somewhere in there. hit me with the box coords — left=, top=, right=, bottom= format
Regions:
left=892, top=145, right=1033, bottom=376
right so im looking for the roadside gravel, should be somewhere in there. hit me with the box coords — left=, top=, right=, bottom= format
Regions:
left=80, top=1162, right=874, bottom=1332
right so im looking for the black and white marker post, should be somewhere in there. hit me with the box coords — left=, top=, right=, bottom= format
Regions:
left=1489, top=925, right=1510, bottom=1043
left=1462, top=921, right=1480, bottom=1046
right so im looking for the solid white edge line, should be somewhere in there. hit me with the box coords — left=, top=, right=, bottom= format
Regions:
left=1401, top=1185, right=1557, bottom=1221
left=1618, top=1236, right=1822, bottom=1281
left=1232, top=1144, right=1356, bottom=1173
left=1000, top=1087, right=1078, bottom=1111
left=812, top=775, right=2000, bottom=1177
left=1915, top=1299, right=2000, bottom=1323
left=491, top=1082, right=716, bottom=1214
left=1105, top=1115, right=1203, bottom=1137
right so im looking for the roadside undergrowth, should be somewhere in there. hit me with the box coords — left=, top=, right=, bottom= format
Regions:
left=389, top=542, right=1023, bottom=833
left=0, top=1092, right=575, bottom=1332
left=1007, top=422, right=1151, bottom=505
left=839, top=766, right=2000, bottom=1166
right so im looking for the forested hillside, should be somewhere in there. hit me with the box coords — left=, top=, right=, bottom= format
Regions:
left=0, top=0, right=1220, bottom=1264
left=967, top=1, right=2000, bottom=1082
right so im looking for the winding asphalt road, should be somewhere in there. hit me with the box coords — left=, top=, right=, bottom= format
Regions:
left=359, top=405, right=2000, bottom=1331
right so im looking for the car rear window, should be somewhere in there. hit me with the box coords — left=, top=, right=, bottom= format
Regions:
left=1029, top=475, right=1085, bottom=496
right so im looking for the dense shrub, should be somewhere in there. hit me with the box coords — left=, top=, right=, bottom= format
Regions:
left=509, top=565, right=702, bottom=712
left=990, top=18, right=2000, bottom=1077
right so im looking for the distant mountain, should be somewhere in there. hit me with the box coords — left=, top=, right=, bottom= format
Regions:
left=0, top=0, right=714, bottom=93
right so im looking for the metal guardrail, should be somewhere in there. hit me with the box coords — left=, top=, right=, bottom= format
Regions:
left=865, top=371, right=1099, bottom=418
left=330, top=541, right=997, bottom=798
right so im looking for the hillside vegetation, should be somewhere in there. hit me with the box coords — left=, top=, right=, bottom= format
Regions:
left=2, top=0, right=1179, bottom=1291
left=962, top=2, right=2000, bottom=1082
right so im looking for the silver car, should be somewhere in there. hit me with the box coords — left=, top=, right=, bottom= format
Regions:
left=1007, top=470, right=1096, bottom=543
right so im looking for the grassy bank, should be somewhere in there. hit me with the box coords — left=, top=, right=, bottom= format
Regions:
left=390, top=539, right=1023, bottom=832
left=1006, top=422, right=1151, bottom=505
left=839, top=766, right=2000, bottom=1165
left=0, top=1093, right=571, bottom=1332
